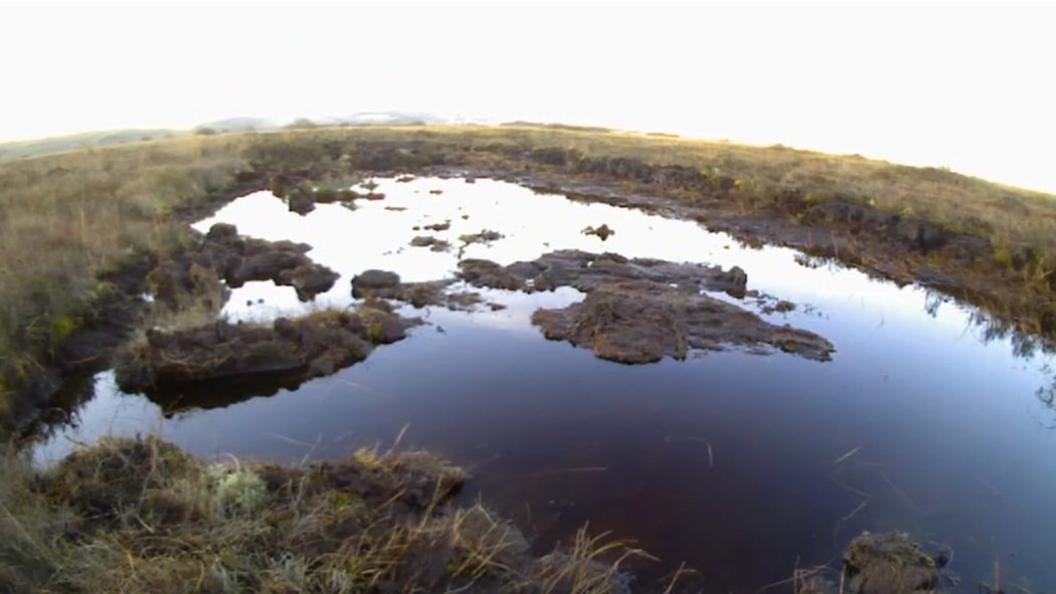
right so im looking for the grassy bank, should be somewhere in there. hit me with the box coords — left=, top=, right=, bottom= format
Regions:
left=2, top=123, right=1056, bottom=425
left=0, top=134, right=249, bottom=420
left=0, top=436, right=639, bottom=593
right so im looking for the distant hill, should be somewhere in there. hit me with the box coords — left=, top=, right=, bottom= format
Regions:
left=0, top=113, right=445, bottom=161
left=0, top=129, right=177, bottom=161
left=203, top=112, right=444, bottom=131
left=195, top=117, right=275, bottom=133
left=294, top=112, right=444, bottom=127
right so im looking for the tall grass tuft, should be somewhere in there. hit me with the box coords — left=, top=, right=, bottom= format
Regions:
left=0, top=437, right=640, bottom=593
left=0, top=136, right=248, bottom=421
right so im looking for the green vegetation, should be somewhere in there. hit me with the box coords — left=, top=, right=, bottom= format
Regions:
left=0, top=436, right=640, bottom=593
left=2, top=123, right=1056, bottom=425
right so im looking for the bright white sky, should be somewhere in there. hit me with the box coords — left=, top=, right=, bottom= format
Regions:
left=2, top=1, right=1054, bottom=193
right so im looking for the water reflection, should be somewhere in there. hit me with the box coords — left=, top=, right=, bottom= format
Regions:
left=30, top=176, right=1056, bottom=592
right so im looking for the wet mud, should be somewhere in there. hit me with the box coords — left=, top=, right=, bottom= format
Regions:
left=352, top=270, right=492, bottom=312
left=459, top=250, right=831, bottom=363
left=531, top=280, right=832, bottom=363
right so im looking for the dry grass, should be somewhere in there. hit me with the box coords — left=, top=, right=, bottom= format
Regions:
left=3, top=122, right=1055, bottom=421
left=0, top=436, right=639, bottom=594
left=0, top=135, right=249, bottom=417
left=238, top=122, right=1056, bottom=258
left=6, top=121, right=1043, bottom=591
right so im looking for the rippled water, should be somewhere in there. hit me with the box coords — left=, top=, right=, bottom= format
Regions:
left=33, top=176, right=1056, bottom=592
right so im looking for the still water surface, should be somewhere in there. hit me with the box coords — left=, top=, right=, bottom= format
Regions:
left=35, top=177, right=1056, bottom=592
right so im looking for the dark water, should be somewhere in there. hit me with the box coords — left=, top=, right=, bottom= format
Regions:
left=33, top=177, right=1056, bottom=592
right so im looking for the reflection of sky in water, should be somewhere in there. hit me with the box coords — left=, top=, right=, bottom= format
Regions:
left=34, top=177, right=1056, bottom=592
left=188, top=176, right=1010, bottom=345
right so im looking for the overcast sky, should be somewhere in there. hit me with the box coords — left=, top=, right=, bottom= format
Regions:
left=2, top=1, right=1054, bottom=193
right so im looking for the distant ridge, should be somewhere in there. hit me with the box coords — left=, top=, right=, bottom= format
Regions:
left=0, top=129, right=176, bottom=161
left=289, top=111, right=444, bottom=127
left=0, top=112, right=445, bottom=161
left=195, top=117, right=274, bottom=133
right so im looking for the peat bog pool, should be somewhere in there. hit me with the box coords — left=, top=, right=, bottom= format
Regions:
left=32, top=176, right=1056, bottom=592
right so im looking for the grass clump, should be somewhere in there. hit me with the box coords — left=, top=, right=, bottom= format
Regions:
left=0, top=436, right=641, bottom=594
left=0, top=135, right=250, bottom=424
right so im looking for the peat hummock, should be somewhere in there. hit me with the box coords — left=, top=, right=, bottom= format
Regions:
left=459, top=250, right=833, bottom=363
left=352, top=269, right=490, bottom=311
left=146, top=222, right=339, bottom=312
left=115, top=306, right=417, bottom=401
left=409, top=235, right=452, bottom=252
left=200, top=223, right=339, bottom=301
left=6, top=436, right=635, bottom=594
left=842, top=531, right=947, bottom=594
left=797, top=532, right=950, bottom=594
left=532, top=280, right=832, bottom=363
left=465, top=249, right=749, bottom=296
